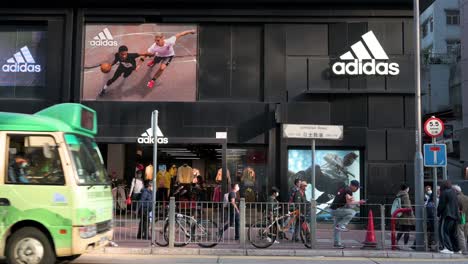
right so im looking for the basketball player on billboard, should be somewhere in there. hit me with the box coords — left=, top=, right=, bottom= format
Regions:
left=98, top=45, right=152, bottom=97
left=146, top=30, right=196, bottom=89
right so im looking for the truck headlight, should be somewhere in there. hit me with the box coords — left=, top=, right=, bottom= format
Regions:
left=79, top=225, right=97, bottom=239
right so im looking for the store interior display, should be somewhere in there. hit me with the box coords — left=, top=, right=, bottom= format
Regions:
left=116, top=144, right=267, bottom=202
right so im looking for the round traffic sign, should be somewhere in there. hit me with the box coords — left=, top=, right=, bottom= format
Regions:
left=424, top=116, right=444, bottom=138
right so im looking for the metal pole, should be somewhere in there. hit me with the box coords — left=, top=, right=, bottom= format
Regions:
left=413, top=0, right=425, bottom=251
left=169, top=197, right=175, bottom=248
left=380, top=205, right=385, bottom=250
left=423, top=205, right=428, bottom=252
left=240, top=198, right=246, bottom=248
left=432, top=137, right=439, bottom=251
left=151, top=110, right=158, bottom=246
left=310, top=200, right=317, bottom=249
left=311, top=139, right=316, bottom=200
left=310, top=140, right=316, bottom=249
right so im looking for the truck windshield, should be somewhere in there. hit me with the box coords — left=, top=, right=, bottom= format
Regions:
left=65, top=134, right=108, bottom=185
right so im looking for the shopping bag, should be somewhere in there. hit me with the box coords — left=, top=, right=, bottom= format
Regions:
left=461, top=213, right=466, bottom=225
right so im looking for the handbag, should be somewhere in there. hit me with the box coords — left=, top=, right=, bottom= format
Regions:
left=461, top=212, right=466, bottom=225
left=126, top=178, right=136, bottom=206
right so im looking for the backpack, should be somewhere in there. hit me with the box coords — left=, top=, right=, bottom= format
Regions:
left=391, top=197, right=402, bottom=217
left=223, top=192, right=230, bottom=208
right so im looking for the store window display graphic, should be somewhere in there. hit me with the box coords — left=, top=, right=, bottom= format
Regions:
left=288, top=149, right=361, bottom=220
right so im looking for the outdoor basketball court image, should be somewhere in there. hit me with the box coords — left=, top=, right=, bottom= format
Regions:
left=82, top=24, right=197, bottom=101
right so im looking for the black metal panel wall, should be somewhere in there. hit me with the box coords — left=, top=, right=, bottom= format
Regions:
left=0, top=6, right=417, bottom=203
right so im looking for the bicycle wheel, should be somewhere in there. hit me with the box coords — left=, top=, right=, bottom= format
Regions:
left=196, top=220, right=218, bottom=248
left=300, top=221, right=312, bottom=248
left=248, top=221, right=277, bottom=248
left=163, top=219, right=190, bottom=247
left=154, top=219, right=168, bottom=247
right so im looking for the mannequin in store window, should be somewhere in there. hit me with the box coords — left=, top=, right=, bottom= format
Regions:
left=145, top=162, right=154, bottom=181
left=241, top=166, right=256, bottom=202
left=168, top=164, right=177, bottom=196
left=177, top=164, right=193, bottom=184
left=213, top=168, right=231, bottom=202
left=215, top=168, right=231, bottom=185
left=157, top=164, right=171, bottom=203
left=241, top=166, right=255, bottom=187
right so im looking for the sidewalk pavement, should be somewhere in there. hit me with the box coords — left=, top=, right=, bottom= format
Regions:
left=93, top=240, right=468, bottom=260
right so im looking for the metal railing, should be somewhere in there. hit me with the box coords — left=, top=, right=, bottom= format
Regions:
left=112, top=199, right=438, bottom=251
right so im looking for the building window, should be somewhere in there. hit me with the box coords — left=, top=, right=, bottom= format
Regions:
left=447, top=40, right=460, bottom=55
left=422, top=23, right=428, bottom=37
left=446, top=10, right=460, bottom=25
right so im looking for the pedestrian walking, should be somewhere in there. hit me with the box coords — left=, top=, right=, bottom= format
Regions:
left=219, top=183, right=240, bottom=241
left=453, top=185, right=468, bottom=255
left=137, top=180, right=153, bottom=239
left=438, top=180, right=460, bottom=253
left=292, top=181, right=308, bottom=242
left=395, top=183, right=415, bottom=247
left=330, top=180, right=365, bottom=249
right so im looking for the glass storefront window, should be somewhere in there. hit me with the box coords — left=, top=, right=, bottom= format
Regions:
left=227, top=147, right=267, bottom=202
left=288, top=148, right=361, bottom=221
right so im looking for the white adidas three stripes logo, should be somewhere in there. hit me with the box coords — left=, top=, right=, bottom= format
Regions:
left=138, top=127, right=169, bottom=144
left=332, top=31, right=400, bottom=76
left=2, top=46, right=41, bottom=73
left=89, top=28, right=118, bottom=47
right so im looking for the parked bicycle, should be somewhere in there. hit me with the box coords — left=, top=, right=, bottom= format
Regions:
left=248, top=208, right=312, bottom=248
left=156, top=209, right=218, bottom=248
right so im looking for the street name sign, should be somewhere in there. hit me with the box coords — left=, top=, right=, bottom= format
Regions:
left=283, top=124, right=343, bottom=140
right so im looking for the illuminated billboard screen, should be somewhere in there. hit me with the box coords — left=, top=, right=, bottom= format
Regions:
left=0, top=26, right=47, bottom=89
left=82, top=24, right=197, bottom=101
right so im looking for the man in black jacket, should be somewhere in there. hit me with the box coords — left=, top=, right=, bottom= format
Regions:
left=438, top=180, right=460, bottom=253
left=137, top=181, right=153, bottom=239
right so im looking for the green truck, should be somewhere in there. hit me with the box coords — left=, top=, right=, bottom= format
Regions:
left=0, top=103, right=113, bottom=264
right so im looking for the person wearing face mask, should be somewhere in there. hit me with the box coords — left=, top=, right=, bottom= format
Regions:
left=425, top=186, right=433, bottom=205
left=8, top=152, right=29, bottom=183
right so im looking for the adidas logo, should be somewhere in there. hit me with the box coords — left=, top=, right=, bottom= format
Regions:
left=331, top=31, right=400, bottom=76
left=2, top=46, right=41, bottom=73
left=89, top=28, right=118, bottom=47
left=137, top=127, right=169, bottom=144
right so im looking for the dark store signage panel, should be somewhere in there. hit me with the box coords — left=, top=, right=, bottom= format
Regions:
left=82, top=24, right=197, bottom=102
left=0, top=26, right=47, bottom=87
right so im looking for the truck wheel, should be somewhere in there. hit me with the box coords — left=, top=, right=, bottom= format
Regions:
left=6, top=227, right=56, bottom=264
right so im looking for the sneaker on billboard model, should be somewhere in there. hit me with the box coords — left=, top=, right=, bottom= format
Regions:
left=147, top=60, right=155, bottom=67
left=147, top=80, right=155, bottom=89
left=98, top=89, right=106, bottom=97
left=334, top=225, right=349, bottom=232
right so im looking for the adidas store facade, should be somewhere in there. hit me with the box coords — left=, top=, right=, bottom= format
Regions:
left=1, top=1, right=418, bottom=204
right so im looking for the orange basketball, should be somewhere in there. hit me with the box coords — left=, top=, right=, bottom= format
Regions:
left=100, top=63, right=112, bottom=73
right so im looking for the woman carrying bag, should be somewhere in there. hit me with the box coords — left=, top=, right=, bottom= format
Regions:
left=128, top=163, right=144, bottom=210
